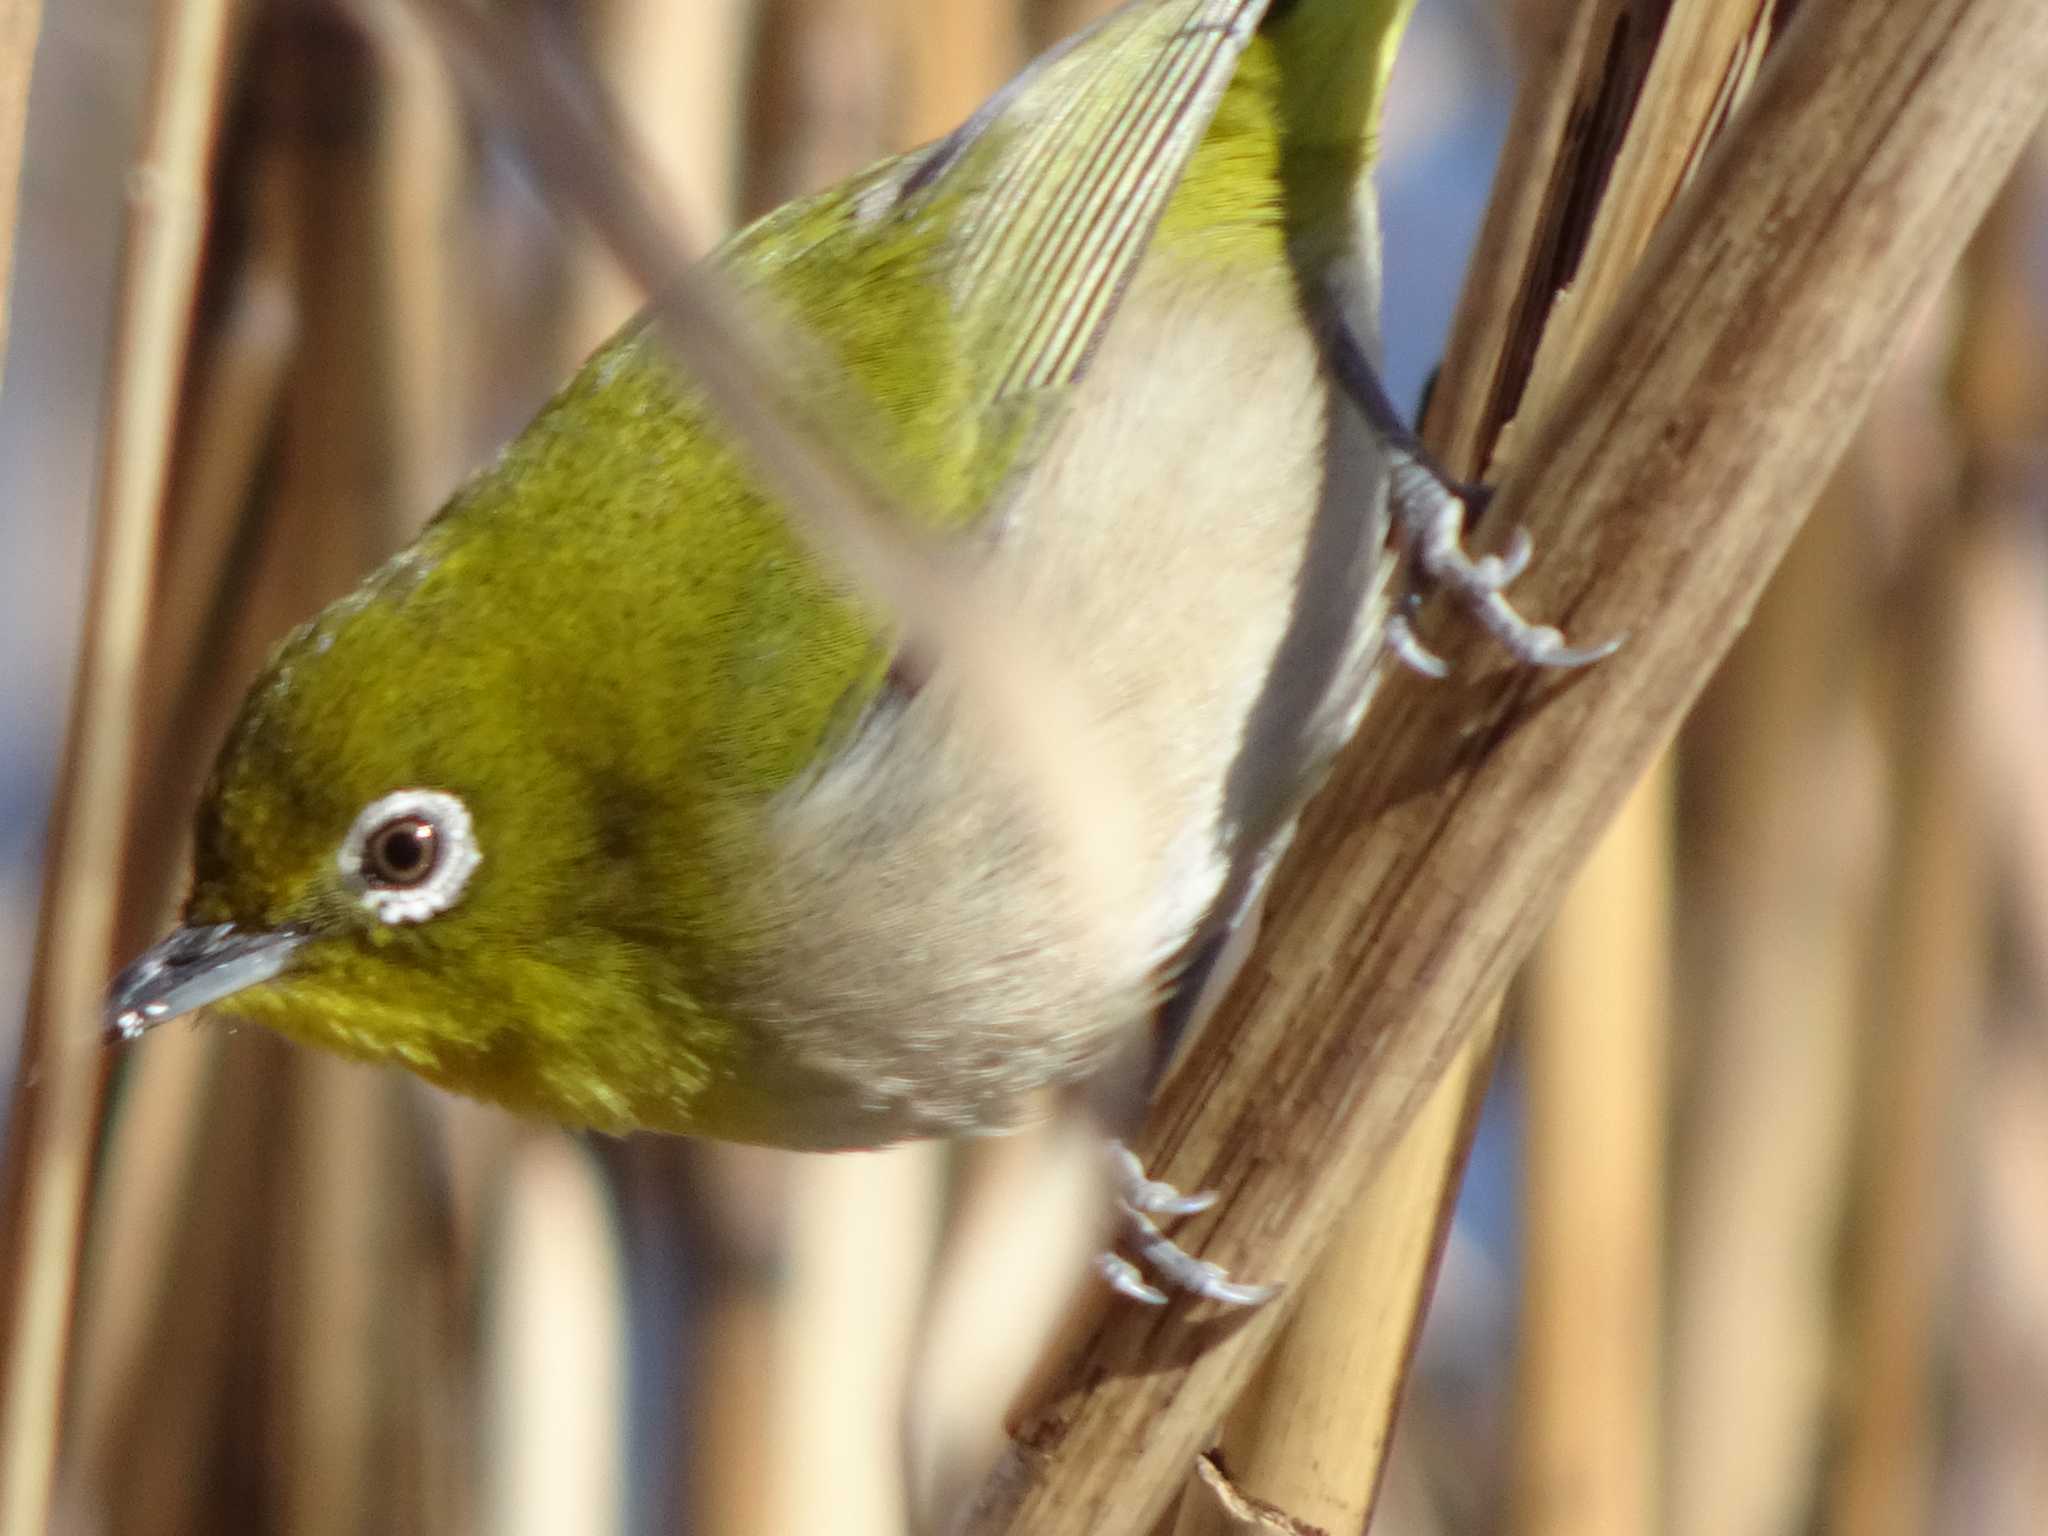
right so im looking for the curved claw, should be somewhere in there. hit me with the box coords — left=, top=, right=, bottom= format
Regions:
left=1109, top=1142, right=1217, bottom=1216
left=1121, top=1205, right=1281, bottom=1308
left=1101, top=1142, right=1279, bottom=1309
left=1096, top=1251, right=1169, bottom=1306
left=1387, top=611, right=1450, bottom=679
left=1524, top=629, right=1627, bottom=669
left=1391, top=461, right=1620, bottom=673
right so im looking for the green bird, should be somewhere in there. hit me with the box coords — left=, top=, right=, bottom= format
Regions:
left=108, top=0, right=1600, bottom=1303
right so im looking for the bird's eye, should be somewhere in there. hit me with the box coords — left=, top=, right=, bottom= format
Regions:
left=365, top=815, right=438, bottom=887
left=340, top=789, right=481, bottom=925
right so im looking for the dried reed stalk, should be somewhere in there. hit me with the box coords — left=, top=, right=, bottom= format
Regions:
left=1944, top=175, right=2048, bottom=1533
left=1179, top=5, right=1774, bottom=1530
left=1021, top=0, right=1120, bottom=51
left=1947, top=191, right=2048, bottom=1529
left=252, top=16, right=472, bottom=1530
left=1826, top=462, right=1983, bottom=1536
left=1423, top=0, right=1668, bottom=479
left=1485, top=24, right=1776, bottom=1499
left=742, top=0, right=902, bottom=216
left=1824, top=162, right=2033, bottom=1536
left=566, top=0, right=751, bottom=348
left=0, top=0, right=42, bottom=373
left=1661, top=459, right=1884, bottom=1536
left=778, top=1144, right=946, bottom=1535
left=482, top=1138, right=628, bottom=1536
left=62, top=157, right=297, bottom=1514
left=1171, top=1045, right=1486, bottom=1536
left=60, top=107, right=301, bottom=1527
left=536, top=5, right=756, bottom=1533
left=63, top=11, right=479, bottom=1526
left=964, top=2, right=2048, bottom=1531
left=900, top=0, right=1018, bottom=144
left=1514, top=763, right=1671, bottom=1536
left=0, top=0, right=234, bottom=1525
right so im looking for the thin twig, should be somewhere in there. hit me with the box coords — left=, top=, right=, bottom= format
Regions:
left=963, top=2, right=2048, bottom=1530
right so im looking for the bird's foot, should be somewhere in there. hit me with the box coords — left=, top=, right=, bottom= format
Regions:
left=1095, top=1143, right=1278, bottom=1308
left=1385, top=457, right=1623, bottom=678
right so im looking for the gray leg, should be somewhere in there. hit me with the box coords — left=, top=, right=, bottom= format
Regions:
left=1327, top=324, right=1622, bottom=675
left=1096, top=1142, right=1279, bottom=1308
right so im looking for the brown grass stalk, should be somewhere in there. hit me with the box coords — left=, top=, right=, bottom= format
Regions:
left=0, top=0, right=234, bottom=1524
left=59, top=104, right=301, bottom=1525
left=1476, top=23, right=1774, bottom=1487
left=962, top=2, right=2048, bottom=1531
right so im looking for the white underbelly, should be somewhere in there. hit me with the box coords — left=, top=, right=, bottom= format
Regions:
left=745, top=253, right=1395, bottom=1146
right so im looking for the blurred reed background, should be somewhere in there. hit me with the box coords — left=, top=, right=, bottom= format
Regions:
left=0, top=0, right=2043, bottom=1533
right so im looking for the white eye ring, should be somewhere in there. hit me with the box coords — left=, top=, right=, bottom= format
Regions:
left=338, top=789, right=481, bottom=925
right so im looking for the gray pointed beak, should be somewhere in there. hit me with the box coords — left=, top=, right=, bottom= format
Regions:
left=104, top=922, right=307, bottom=1042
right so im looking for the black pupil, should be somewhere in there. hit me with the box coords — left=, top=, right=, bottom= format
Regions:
left=371, top=817, right=436, bottom=885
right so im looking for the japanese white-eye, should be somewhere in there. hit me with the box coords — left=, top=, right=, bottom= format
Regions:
left=109, top=0, right=1595, bottom=1299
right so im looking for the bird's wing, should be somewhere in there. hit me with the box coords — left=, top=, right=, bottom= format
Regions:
left=906, top=0, right=1277, bottom=402
left=720, top=0, right=1281, bottom=532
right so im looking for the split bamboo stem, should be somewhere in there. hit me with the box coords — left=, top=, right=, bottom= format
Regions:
left=1183, top=4, right=1775, bottom=1531
left=963, top=2, right=2048, bottom=1530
